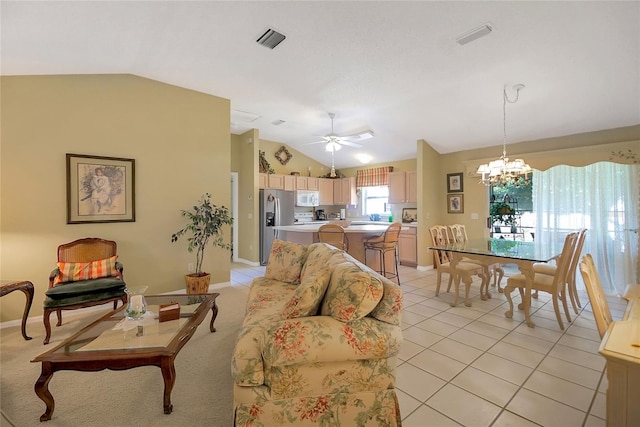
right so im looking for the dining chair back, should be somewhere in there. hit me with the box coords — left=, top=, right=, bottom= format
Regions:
left=579, top=253, right=613, bottom=339
left=448, top=224, right=504, bottom=291
left=534, top=228, right=587, bottom=314
left=318, top=224, right=348, bottom=251
left=504, top=231, right=578, bottom=329
left=428, top=225, right=486, bottom=307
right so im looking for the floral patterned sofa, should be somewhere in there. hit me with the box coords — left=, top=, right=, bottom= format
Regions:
left=232, top=240, right=403, bottom=426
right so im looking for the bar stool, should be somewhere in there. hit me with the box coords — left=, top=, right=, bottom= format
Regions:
left=318, top=224, right=348, bottom=250
left=363, top=222, right=402, bottom=284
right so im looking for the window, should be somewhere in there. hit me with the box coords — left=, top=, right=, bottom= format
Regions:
left=361, top=186, right=390, bottom=216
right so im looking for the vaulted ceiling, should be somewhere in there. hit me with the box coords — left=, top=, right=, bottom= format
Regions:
left=2, top=1, right=639, bottom=169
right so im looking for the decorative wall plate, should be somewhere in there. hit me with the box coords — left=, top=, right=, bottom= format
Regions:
left=275, top=146, right=293, bottom=165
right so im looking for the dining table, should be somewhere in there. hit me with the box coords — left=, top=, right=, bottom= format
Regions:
left=428, top=237, right=565, bottom=327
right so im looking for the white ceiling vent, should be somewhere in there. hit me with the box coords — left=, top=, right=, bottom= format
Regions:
left=256, top=28, right=286, bottom=49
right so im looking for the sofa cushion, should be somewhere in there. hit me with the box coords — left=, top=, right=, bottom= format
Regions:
left=320, top=262, right=384, bottom=322
left=53, top=255, right=120, bottom=285
left=265, top=239, right=308, bottom=284
left=280, top=265, right=332, bottom=319
left=45, top=276, right=126, bottom=298
left=300, top=243, right=340, bottom=282
left=244, top=277, right=297, bottom=327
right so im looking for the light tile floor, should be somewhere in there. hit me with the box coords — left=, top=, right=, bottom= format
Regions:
left=229, top=262, right=625, bottom=427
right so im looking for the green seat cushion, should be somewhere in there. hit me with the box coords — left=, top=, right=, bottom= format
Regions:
left=45, top=276, right=126, bottom=299
left=43, top=288, right=126, bottom=308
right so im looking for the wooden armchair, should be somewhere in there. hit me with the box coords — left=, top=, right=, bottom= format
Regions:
left=43, top=238, right=127, bottom=344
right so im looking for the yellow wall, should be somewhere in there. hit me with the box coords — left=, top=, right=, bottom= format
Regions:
left=259, top=139, right=330, bottom=177
left=1, top=74, right=231, bottom=322
left=418, top=125, right=640, bottom=268
left=231, top=130, right=259, bottom=263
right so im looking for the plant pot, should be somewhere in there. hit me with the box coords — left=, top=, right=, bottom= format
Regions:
left=510, top=226, right=518, bottom=233
left=184, top=273, right=211, bottom=294
left=494, top=226, right=502, bottom=233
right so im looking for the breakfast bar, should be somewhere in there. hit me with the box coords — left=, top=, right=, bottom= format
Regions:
left=274, top=223, right=394, bottom=267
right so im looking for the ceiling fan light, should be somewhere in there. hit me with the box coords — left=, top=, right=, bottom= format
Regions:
left=326, top=141, right=341, bottom=152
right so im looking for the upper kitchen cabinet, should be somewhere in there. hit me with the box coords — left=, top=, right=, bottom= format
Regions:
left=333, top=177, right=357, bottom=206
left=318, top=178, right=334, bottom=205
left=295, top=176, right=307, bottom=190
left=259, top=173, right=296, bottom=190
left=389, top=171, right=417, bottom=204
left=295, top=176, right=319, bottom=191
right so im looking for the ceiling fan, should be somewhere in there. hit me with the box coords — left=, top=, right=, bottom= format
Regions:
left=309, top=113, right=374, bottom=152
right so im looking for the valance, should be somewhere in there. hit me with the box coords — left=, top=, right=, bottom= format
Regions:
left=356, top=166, right=394, bottom=187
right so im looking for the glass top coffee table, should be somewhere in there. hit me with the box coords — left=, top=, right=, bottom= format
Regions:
left=31, top=293, right=219, bottom=422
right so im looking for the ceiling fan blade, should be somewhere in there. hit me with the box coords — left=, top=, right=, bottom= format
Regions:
left=339, top=140, right=363, bottom=148
left=306, top=140, right=328, bottom=145
left=339, top=130, right=375, bottom=142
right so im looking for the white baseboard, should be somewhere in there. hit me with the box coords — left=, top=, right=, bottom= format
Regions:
left=234, top=258, right=260, bottom=267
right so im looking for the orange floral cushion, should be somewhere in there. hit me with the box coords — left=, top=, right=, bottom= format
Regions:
left=265, top=239, right=308, bottom=284
left=280, top=265, right=331, bottom=319
left=53, top=255, right=119, bottom=286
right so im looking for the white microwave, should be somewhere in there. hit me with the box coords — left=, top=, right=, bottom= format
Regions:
left=296, top=190, right=319, bottom=207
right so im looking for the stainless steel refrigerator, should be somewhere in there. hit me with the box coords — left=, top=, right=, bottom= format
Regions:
left=260, top=189, right=295, bottom=265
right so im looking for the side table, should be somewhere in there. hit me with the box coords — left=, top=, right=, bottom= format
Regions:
left=0, top=280, right=35, bottom=340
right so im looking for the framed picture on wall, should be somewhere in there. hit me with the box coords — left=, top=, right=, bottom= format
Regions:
left=447, top=172, right=464, bottom=193
left=447, top=194, right=464, bottom=214
left=66, top=153, right=136, bottom=224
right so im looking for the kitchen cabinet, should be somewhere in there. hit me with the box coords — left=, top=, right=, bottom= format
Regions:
left=259, top=173, right=267, bottom=189
left=388, top=171, right=417, bottom=203
left=283, top=175, right=296, bottom=191
left=318, top=178, right=334, bottom=205
left=307, top=177, right=319, bottom=191
left=268, top=174, right=285, bottom=189
left=332, top=177, right=357, bottom=206
left=295, top=176, right=319, bottom=191
left=295, top=176, right=307, bottom=190
left=398, top=226, right=417, bottom=266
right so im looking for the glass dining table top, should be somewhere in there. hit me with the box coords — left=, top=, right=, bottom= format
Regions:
left=429, top=237, right=565, bottom=263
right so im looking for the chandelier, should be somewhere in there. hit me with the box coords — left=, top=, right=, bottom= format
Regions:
left=477, top=84, right=532, bottom=187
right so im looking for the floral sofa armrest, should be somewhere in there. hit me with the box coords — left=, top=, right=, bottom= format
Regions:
left=232, top=325, right=267, bottom=386
left=262, top=316, right=402, bottom=368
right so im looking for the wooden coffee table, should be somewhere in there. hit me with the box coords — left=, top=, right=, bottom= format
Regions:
left=31, top=293, right=219, bottom=422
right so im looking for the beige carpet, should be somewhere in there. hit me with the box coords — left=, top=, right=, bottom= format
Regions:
left=0, top=285, right=249, bottom=427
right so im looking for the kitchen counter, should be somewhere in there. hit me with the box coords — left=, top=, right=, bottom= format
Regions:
left=273, top=223, right=404, bottom=270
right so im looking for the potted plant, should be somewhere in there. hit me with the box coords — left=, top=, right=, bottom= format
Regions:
left=489, top=202, right=518, bottom=233
left=171, top=193, right=233, bottom=294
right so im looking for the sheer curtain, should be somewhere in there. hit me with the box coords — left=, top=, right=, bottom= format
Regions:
left=534, top=162, right=639, bottom=295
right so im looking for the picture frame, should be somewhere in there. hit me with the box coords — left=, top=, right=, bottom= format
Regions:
left=447, top=194, right=464, bottom=214
left=66, top=153, right=135, bottom=224
left=401, top=208, right=418, bottom=223
left=447, top=172, right=464, bottom=193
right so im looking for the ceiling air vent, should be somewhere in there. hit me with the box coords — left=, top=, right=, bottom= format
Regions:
left=256, top=28, right=286, bottom=49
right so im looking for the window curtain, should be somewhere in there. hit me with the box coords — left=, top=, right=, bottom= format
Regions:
left=356, top=166, right=394, bottom=187
left=534, top=162, right=639, bottom=295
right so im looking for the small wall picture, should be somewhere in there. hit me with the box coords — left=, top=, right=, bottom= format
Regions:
left=66, top=153, right=136, bottom=224
left=402, top=208, right=417, bottom=223
left=447, top=194, right=464, bottom=214
left=447, top=172, right=464, bottom=193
